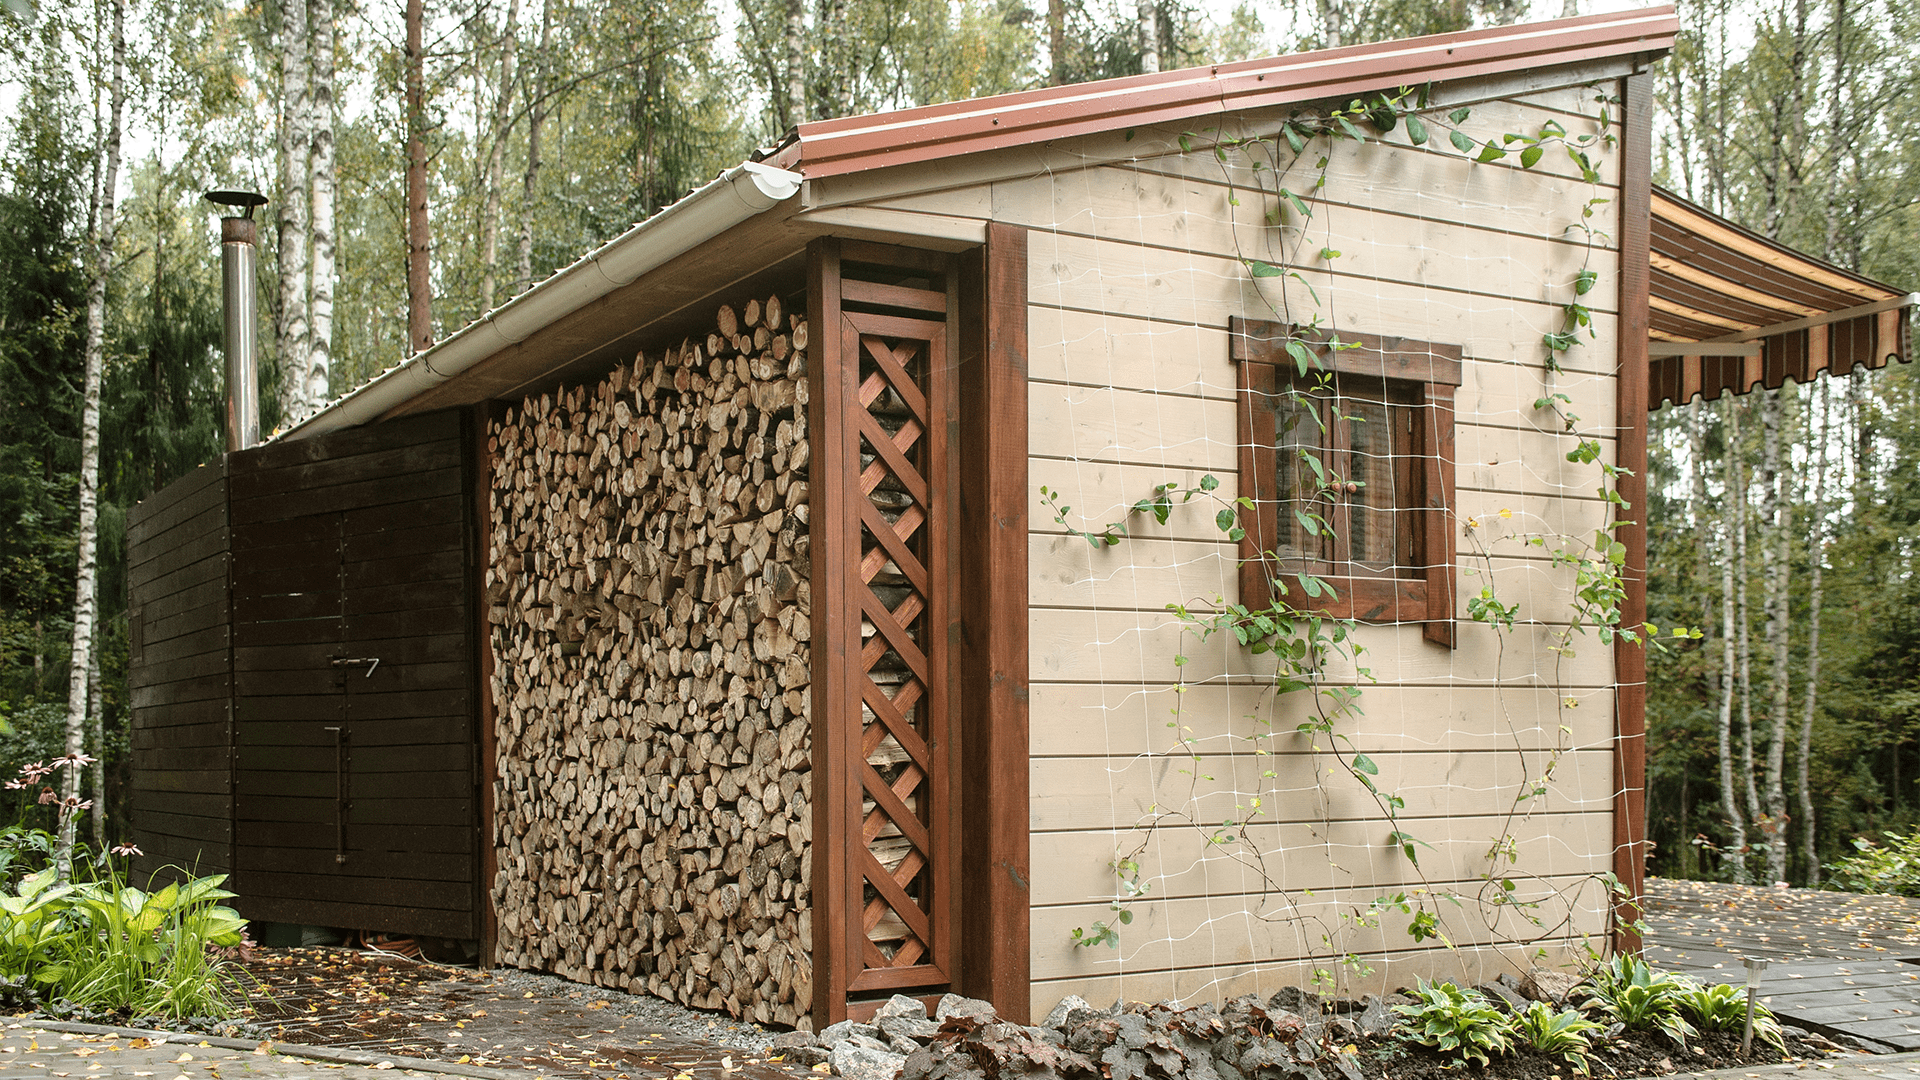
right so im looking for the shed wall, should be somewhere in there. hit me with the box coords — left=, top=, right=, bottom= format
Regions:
left=833, top=77, right=1628, bottom=1012
left=485, top=293, right=815, bottom=1027
left=128, top=461, right=233, bottom=881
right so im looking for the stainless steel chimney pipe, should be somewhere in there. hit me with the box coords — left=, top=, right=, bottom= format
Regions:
left=220, top=214, right=260, bottom=452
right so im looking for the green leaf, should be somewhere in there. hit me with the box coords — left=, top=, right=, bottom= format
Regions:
left=1247, top=259, right=1284, bottom=278
left=1215, top=508, right=1237, bottom=533
left=1199, top=473, right=1220, bottom=491
left=1319, top=247, right=1341, bottom=260
left=1449, top=106, right=1471, bottom=124
left=1285, top=339, right=1316, bottom=376
left=1280, top=188, right=1311, bottom=218
left=1334, top=115, right=1367, bottom=142
left=1178, top=133, right=1192, bottom=153
left=1575, top=269, right=1598, bottom=295
left=1475, top=143, right=1506, bottom=163
left=1405, top=113, right=1428, bottom=145
left=1520, top=144, right=1543, bottom=169
left=1352, top=753, right=1379, bottom=776
left=1449, top=129, right=1473, bottom=153
left=1282, top=123, right=1306, bottom=154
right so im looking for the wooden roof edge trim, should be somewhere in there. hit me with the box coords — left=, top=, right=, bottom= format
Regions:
left=1705, top=293, right=1918, bottom=343
left=1652, top=185, right=1900, bottom=301
left=792, top=7, right=1676, bottom=179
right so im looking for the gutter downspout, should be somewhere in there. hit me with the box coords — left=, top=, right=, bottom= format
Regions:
left=281, top=160, right=804, bottom=442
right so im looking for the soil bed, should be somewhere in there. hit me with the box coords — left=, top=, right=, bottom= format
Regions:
left=1352, top=1028, right=1829, bottom=1080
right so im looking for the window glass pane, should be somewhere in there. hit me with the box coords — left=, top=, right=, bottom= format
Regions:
left=1271, top=390, right=1321, bottom=561
left=1345, top=397, right=1397, bottom=571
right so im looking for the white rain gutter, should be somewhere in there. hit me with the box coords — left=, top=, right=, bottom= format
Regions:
left=281, top=160, right=805, bottom=442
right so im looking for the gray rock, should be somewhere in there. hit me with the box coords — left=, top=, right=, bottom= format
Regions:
left=1352, top=995, right=1395, bottom=1038
left=820, top=1020, right=883, bottom=1045
left=845, top=1035, right=896, bottom=1055
left=1519, top=968, right=1582, bottom=1005
left=934, top=994, right=998, bottom=1024
left=878, top=1015, right=942, bottom=1045
left=1476, top=982, right=1530, bottom=1016
left=771, top=1031, right=822, bottom=1049
left=1268, top=987, right=1324, bottom=1023
left=782, top=1046, right=834, bottom=1067
left=1042, top=995, right=1092, bottom=1030
left=875, top=995, right=930, bottom=1023
left=886, top=1033, right=923, bottom=1056
left=832, top=1043, right=907, bottom=1080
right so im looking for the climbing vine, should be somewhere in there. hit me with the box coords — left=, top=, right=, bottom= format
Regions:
left=1050, top=82, right=1680, bottom=988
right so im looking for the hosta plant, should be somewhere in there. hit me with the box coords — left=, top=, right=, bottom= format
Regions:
left=1513, top=1001, right=1604, bottom=1073
left=1678, top=980, right=1784, bottom=1052
left=1577, top=955, right=1699, bottom=1047
left=1392, top=979, right=1515, bottom=1067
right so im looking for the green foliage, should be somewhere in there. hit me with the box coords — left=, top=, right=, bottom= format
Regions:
left=1391, top=980, right=1514, bottom=1067
left=1676, top=980, right=1783, bottom=1051
left=1512, top=1001, right=1604, bottom=1073
left=1825, top=832, right=1920, bottom=896
left=0, top=858, right=248, bottom=1018
left=1576, top=955, right=1698, bottom=1047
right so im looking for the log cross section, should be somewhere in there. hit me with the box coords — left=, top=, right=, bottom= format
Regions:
left=813, top=240, right=961, bottom=1008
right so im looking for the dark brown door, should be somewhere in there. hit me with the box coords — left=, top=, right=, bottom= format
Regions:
left=229, top=411, right=479, bottom=939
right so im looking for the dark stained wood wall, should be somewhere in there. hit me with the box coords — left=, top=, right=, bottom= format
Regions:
left=128, top=460, right=235, bottom=882
left=127, top=411, right=481, bottom=940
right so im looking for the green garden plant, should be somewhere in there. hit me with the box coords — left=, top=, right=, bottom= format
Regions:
left=0, top=853, right=250, bottom=1018
left=1512, top=1000, right=1604, bottom=1073
left=1677, top=980, right=1784, bottom=1051
left=1391, top=979, right=1515, bottom=1067
left=1825, top=833, right=1920, bottom=897
left=1577, top=955, right=1699, bottom=1047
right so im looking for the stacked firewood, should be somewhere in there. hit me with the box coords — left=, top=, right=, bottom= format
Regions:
left=484, top=294, right=816, bottom=1029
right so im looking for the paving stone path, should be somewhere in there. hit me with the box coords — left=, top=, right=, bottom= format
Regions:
left=1, top=1022, right=526, bottom=1080
left=1645, top=877, right=1920, bottom=1052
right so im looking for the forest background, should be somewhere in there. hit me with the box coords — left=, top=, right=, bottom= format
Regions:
left=0, top=0, right=1914, bottom=888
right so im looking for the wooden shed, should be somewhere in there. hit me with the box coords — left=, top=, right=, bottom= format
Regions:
left=127, top=3, right=1913, bottom=1033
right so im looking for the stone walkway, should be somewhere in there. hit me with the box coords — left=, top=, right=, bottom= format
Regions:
left=3, top=1021, right=527, bottom=1080
left=1645, top=878, right=1920, bottom=1053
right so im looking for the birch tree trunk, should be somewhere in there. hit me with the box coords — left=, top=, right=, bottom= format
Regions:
left=1799, top=380, right=1828, bottom=884
left=1316, top=0, right=1343, bottom=48
left=88, top=645, right=103, bottom=850
left=1701, top=402, right=1748, bottom=882
left=1136, top=0, right=1158, bottom=73
left=479, top=0, right=520, bottom=313
left=784, top=0, right=805, bottom=124
left=515, top=0, right=551, bottom=296
left=63, top=0, right=125, bottom=881
left=308, top=0, right=336, bottom=411
left=1047, top=0, right=1064, bottom=85
left=1730, top=398, right=1763, bottom=860
left=1759, top=386, right=1793, bottom=884
left=277, top=0, right=313, bottom=420
left=406, top=0, right=433, bottom=352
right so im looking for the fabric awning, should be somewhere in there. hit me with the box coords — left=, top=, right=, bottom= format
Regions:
left=1648, top=186, right=1913, bottom=409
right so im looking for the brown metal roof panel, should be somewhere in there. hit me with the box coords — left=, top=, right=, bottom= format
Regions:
left=1651, top=219, right=1878, bottom=313
left=792, top=7, right=1678, bottom=178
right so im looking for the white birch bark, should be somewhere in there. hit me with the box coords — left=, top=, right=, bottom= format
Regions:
left=479, top=0, right=520, bottom=313
left=1136, top=0, right=1158, bottom=73
left=1704, top=403, right=1747, bottom=882
left=1731, top=398, right=1763, bottom=861
left=277, top=0, right=312, bottom=420
left=515, top=0, right=552, bottom=297
left=88, top=644, right=103, bottom=851
left=1759, top=386, right=1793, bottom=884
left=63, top=0, right=125, bottom=881
left=784, top=0, right=805, bottom=125
left=1799, top=380, right=1828, bottom=884
left=308, top=0, right=336, bottom=412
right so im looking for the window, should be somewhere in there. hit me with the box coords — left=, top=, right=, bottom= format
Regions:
left=1231, top=316, right=1460, bottom=647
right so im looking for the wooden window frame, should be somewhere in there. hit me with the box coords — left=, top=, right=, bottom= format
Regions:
left=1230, top=316, right=1459, bottom=648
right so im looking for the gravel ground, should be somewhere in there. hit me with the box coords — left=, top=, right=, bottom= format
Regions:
left=477, top=963, right=785, bottom=1049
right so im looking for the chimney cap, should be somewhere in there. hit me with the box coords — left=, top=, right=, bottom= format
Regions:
left=203, top=190, right=268, bottom=218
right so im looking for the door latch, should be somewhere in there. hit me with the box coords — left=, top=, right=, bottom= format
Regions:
left=330, top=656, right=380, bottom=678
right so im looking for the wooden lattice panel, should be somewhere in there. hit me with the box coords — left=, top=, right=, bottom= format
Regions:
left=812, top=241, right=960, bottom=1008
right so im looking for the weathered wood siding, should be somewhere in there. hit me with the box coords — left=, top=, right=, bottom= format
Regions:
left=128, top=461, right=233, bottom=882
left=819, top=72, right=1630, bottom=1012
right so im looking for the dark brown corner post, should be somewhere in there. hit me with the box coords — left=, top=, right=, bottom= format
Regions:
left=958, top=223, right=1032, bottom=1022
left=807, top=239, right=853, bottom=1028
left=1613, top=70, right=1653, bottom=953
left=471, top=401, right=507, bottom=967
